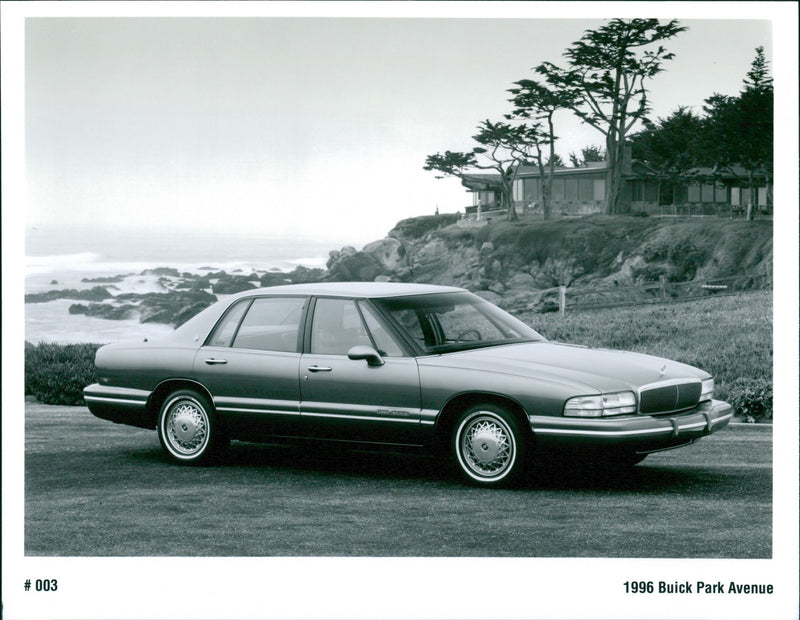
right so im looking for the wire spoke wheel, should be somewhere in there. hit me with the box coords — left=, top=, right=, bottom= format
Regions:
left=158, top=390, right=219, bottom=464
left=454, top=405, right=524, bottom=486
left=165, top=400, right=208, bottom=455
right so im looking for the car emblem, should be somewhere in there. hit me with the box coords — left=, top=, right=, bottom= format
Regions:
left=658, top=364, right=667, bottom=376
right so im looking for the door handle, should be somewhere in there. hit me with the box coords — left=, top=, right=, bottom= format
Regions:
left=204, top=358, right=228, bottom=365
left=307, top=365, right=332, bottom=372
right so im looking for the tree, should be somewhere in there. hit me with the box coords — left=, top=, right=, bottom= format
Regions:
left=629, top=106, right=705, bottom=204
left=507, top=79, right=575, bottom=219
left=424, top=120, right=544, bottom=221
left=569, top=144, right=605, bottom=167
left=699, top=47, right=773, bottom=219
left=581, top=145, right=605, bottom=163
left=537, top=18, right=687, bottom=214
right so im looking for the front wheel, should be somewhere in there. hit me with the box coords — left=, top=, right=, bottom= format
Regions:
left=453, top=404, right=526, bottom=487
left=158, top=389, right=226, bottom=465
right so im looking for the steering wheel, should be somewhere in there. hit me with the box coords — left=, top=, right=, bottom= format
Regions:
left=455, top=328, right=482, bottom=342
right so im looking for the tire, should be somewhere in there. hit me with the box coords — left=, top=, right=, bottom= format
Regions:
left=157, top=389, right=226, bottom=465
left=453, top=404, right=526, bottom=487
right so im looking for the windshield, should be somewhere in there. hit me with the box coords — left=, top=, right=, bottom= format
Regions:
left=373, top=292, right=545, bottom=354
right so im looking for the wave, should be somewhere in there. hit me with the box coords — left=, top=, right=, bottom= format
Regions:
left=25, top=252, right=104, bottom=275
left=24, top=253, right=329, bottom=282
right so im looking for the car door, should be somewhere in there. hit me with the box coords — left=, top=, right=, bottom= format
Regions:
left=298, top=297, right=424, bottom=445
left=193, top=295, right=307, bottom=440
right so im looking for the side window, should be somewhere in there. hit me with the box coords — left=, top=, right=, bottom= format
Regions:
left=359, top=302, right=405, bottom=357
left=206, top=299, right=251, bottom=347
left=231, top=297, right=305, bottom=352
left=310, top=298, right=372, bottom=355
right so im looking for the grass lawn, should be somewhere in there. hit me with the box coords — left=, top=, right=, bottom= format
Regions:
left=25, top=403, right=771, bottom=558
left=519, top=290, right=772, bottom=403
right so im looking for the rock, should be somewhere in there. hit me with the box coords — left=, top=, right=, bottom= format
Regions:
left=211, top=275, right=257, bottom=295
left=25, top=286, right=114, bottom=304
left=69, top=303, right=138, bottom=320
left=112, top=289, right=218, bottom=326
left=140, top=267, right=180, bottom=277
left=487, top=281, right=506, bottom=295
left=472, top=290, right=503, bottom=305
left=507, top=272, right=536, bottom=290
left=363, top=237, right=409, bottom=273
left=285, top=265, right=327, bottom=284
left=410, top=238, right=450, bottom=282
left=328, top=250, right=385, bottom=282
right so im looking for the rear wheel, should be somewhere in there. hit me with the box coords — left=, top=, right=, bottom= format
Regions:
left=157, top=389, right=226, bottom=464
left=453, top=404, right=526, bottom=487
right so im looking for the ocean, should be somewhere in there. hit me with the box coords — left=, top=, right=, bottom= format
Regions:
left=24, top=227, right=340, bottom=344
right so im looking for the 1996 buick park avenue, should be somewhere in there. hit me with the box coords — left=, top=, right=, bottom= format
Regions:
left=85, top=282, right=732, bottom=487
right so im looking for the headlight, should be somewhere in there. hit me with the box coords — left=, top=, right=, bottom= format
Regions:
left=700, top=378, right=715, bottom=402
left=563, top=391, right=637, bottom=417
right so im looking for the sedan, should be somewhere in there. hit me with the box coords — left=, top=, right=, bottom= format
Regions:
left=84, top=282, right=732, bottom=487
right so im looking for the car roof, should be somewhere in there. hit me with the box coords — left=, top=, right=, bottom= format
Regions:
left=234, top=281, right=467, bottom=299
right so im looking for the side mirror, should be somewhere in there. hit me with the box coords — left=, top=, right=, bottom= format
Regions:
left=347, top=345, right=385, bottom=367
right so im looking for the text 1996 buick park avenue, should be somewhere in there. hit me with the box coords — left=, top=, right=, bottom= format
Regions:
left=84, top=282, right=732, bottom=487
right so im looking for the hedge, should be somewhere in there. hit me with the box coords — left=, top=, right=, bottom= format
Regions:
left=25, top=342, right=102, bottom=406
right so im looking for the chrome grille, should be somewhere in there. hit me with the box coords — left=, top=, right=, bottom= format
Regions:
left=639, top=381, right=702, bottom=415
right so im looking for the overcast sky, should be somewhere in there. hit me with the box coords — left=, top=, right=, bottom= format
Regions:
left=22, top=10, right=775, bottom=248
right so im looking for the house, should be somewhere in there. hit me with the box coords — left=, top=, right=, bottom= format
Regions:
left=460, top=159, right=772, bottom=218
left=646, top=165, right=773, bottom=216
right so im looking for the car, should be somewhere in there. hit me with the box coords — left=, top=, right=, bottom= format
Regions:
left=84, top=282, right=732, bottom=487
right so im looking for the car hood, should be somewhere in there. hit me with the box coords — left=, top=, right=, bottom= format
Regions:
left=420, top=341, right=708, bottom=394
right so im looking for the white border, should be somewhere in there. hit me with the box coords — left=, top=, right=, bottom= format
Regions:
left=3, top=2, right=798, bottom=619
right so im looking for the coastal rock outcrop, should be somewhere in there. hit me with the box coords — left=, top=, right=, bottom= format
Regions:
left=324, top=215, right=772, bottom=314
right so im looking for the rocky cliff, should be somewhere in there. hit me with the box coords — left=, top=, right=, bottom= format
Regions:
left=326, top=214, right=772, bottom=311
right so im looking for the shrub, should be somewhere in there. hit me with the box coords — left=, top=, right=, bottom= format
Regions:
left=632, top=264, right=668, bottom=283
left=668, top=240, right=706, bottom=281
left=726, top=377, right=773, bottom=422
left=25, top=342, right=102, bottom=406
left=389, top=214, right=459, bottom=239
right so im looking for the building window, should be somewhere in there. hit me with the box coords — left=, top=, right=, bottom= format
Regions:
left=715, top=182, right=727, bottom=203
left=731, top=187, right=740, bottom=206
left=524, top=177, right=539, bottom=202
left=579, top=178, right=592, bottom=201
left=687, top=182, right=701, bottom=203
left=645, top=181, right=659, bottom=202
left=592, top=178, right=605, bottom=201
left=701, top=184, right=714, bottom=202
left=552, top=178, right=565, bottom=201
left=513, top=179, right=522, bottom=202
left=565, top=179, right=578, bottom=201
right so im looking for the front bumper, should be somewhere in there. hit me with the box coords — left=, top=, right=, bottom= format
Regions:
left=529, top=399, right=732, bottom=453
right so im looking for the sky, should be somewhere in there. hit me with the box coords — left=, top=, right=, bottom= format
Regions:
left=21, top=8, right=776, bottom=250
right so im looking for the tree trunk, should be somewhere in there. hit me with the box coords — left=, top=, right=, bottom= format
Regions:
left=605, top=134, right=619, bottom=214
left=503, top=181, right=518, bottom=221
left=542, top=178, right=552, bottom=219
left=746, top=171, right=755, bottom=221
